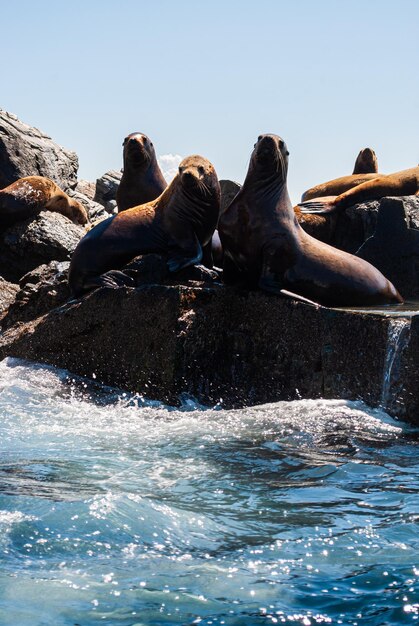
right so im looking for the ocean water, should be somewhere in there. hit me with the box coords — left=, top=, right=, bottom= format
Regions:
left=0, top=357, right=417, bottom=626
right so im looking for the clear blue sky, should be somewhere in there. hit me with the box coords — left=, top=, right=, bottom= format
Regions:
left=2, top=0, right=418, bottom=203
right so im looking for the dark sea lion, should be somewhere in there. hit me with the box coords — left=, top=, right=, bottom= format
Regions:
left=218, top=134, right=402, bottom=307
left=116, top=132, right=167, bottom=212
left=352, top=148, right=378, bottom=175
left=0, top=176, right=88, bottom=227
left=299, top=166, right=419, bottom=214
left=69, top=155, right=220, bottom=296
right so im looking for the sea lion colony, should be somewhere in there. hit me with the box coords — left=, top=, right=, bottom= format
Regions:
left=2, top=133, right=417, bottom=307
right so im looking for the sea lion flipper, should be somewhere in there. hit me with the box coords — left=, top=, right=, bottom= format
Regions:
left=167, top=233, right=203, bottom=273
left=297, top=200, right=337, bottom=214
left=78, top=270, right=135, bottom=294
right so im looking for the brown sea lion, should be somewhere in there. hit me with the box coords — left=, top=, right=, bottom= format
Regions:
left=218, top=134, right=402, bottom=307
left=116, top=132, right=167, bottom=212
left=301, top=173, right=381, bottom=202
left=0, top=176, right=88, bottom=228
left=69, top=155, right=220, bottom=296
left=352, top=148, right=378, bottom=175
left=299, top=166, right=419, bottom=215
left=301, top=149, right=380, bottom=201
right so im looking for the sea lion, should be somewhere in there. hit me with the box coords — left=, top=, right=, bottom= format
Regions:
left=0, top=176, right=88, bottom=228
left=218, top=134, right=402, bottom=307
left=301, top=173, right=381, bottom=202
left=352, top=148, right=378, bottom=175
left=116, top=132, right=167, bottom=212
left=299, top=166, right=419, bottom=214
left=301, top=149, right=380, bottom=201
left=69, top=155, right=220, bottom=296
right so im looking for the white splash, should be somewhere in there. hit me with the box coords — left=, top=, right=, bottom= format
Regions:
left=158, top=153, right=183, bottom=182
left=381, top=318, right=411, bottom=410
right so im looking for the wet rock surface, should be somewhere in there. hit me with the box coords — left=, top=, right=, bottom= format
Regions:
left=0, top=211, right=85, bottom=282
left=0, top=284, right=417, bottom=424
left=0, top=110, right=78, bottom=190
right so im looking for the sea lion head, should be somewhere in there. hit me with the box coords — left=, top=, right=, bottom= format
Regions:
left=49, top=194, right=88, bottom=225
left=69, top=197, right=89, bottom=225
left=122, top=132, right=156, bottom=169
left=251, top=134, right=289, bottom=181
left=177, top=155, right=220, bottom=200
left=353, top=147, right=378, bottom=174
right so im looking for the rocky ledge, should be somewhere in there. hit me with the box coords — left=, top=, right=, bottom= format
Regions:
left=0, top=277, right=417, bottom=424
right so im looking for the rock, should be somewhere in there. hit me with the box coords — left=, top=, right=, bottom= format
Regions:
left=0, top=110, right=78, bottom=190
left=0, top=284, right=417, bottom=425
left=94, top=170, right=121, bottom=212
left=0, top=277, right=19, bottom=317
left=220, top=179, right=240, bottom=212
left=74, top=179, right=96, bottom=200
left=356, top=196, right=419, bottom=299
left=67, top=189, right=109, bottom=223
left=299, top=195, right=419, bottom=256
left=0, top=211, right=85, bottom=282
left=1, top=261, right=70, bottom=329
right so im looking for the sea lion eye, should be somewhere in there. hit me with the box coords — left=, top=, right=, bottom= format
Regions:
left=150, top=142, right=153, bottom=147
left=198, top=166, right=204, bottom=175
left=258, top=135, right=262, bottom=142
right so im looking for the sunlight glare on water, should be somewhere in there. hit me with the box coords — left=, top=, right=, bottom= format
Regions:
left=0, top=357, right=418, bottom=625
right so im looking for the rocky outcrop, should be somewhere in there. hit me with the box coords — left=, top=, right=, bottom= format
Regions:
left=74, top=179, right=96, bottom=200
left=0, top=110, right=78, bottom=190
left=357, top=197, right=419, bottom=300
left=0, top=284, right=417, bottom=424
left=0, top=212, right=85, bottom=283
left=94, top=170, right=121, bottom=213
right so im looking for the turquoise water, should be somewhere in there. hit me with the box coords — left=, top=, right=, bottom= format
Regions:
left=0, top=358, right=418, bottom=626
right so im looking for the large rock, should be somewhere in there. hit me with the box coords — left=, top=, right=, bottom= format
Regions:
left=0, top=285, right=417, bottom=424
left=0, top=110, right=78, bottom=190
left=74, top=179, right=96, bottom=200
left=0, top=211, right=85, bottom=282
left=94, top=170, right=121, bottom=213
left=299, top=195, right=419, bottom=255
left=357, top=196, right=419, bottom=300
left=220, top=179, right=240, bottom=212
